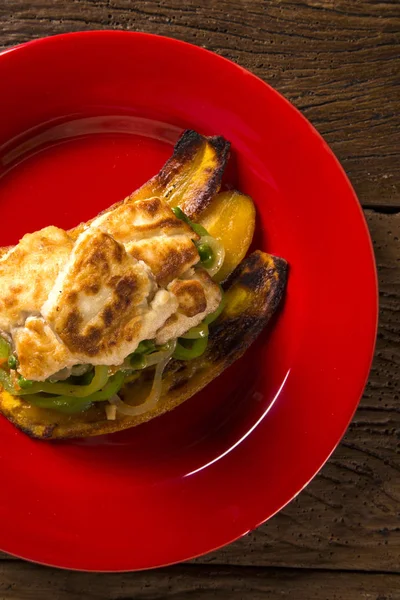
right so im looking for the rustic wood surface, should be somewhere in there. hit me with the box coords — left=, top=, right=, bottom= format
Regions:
left=0, top=1, right=399, bottom=599
left=0, top=563, right=400, bottom=600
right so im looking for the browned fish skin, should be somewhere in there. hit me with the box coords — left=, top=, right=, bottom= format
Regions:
left=0, top=251, right=287, bottom=439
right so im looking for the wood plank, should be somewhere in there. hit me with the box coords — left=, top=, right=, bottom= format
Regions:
left=194, top=211, right=400, bottom=571
left=0, top=210, right=398, bottom=572
left=0, top=0, right=399, bottom=207
left=0, top=0, right=398, bottom=579
left=0, top=562, right=399, bottom=600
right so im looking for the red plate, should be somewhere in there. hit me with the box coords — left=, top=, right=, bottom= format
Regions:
left=0, top=31, right=377, bottom=571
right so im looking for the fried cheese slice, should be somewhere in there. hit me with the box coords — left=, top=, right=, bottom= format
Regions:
left=2, top=201, right=221, bottom=381
left=0, top=226, right=73, bottom=333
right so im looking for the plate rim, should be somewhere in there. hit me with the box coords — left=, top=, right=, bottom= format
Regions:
left=0, top=29, right=378, bottom=571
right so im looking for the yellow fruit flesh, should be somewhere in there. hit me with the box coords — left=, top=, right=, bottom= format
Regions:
left=197, top=190, right=256, bottom=282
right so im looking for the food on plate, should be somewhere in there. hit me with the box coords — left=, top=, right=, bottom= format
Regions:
left=197, top=190, right=256, bottom=283
left=0, top=130, right=287, bottom=439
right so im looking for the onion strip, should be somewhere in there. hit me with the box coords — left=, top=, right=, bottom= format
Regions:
left=198, top=235, right=225, bottom=278
left=110, top=340, right=176, bottom=416
left=142, top=340, right=176, bottom=368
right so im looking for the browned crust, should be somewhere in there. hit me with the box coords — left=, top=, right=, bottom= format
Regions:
left=168, top=278, right=207, bottom=317
left=128, top=237, right=199, bottom=288
left=172, top=131, right=230, bottom=219
left=47, top=233, right=144, bottom=356
left=0, top=251, right=287, bottom=439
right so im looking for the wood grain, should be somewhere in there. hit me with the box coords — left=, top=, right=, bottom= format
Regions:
left=0, top=2, right=399, bottom=597
left=193, top=212, right=400, bottom=572
left=0, top=0, right=399, bottom=208
left=0, top=562, right=399, bottom=600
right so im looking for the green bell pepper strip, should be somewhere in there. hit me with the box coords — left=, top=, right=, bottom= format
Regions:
left=69, top=368, right=95, bottom=386
left=130, top=354, right=147, bottom=370
left=171, top=206, right=220, bottom=270
left=171, top=206, right=189, bottom=223
left=0, top=338, right=19, bottom=392
left=191, top=222, right=209, bottom=237
left=173, top=336, right=208, bottom=361
left=196, top=243, right=214, bottom=267
left=18, top=377, right=34, bottom=390
left=0, top=337, right=10, bottom=360
left=22, top=371, right=125, bottom=413
left=18, top=365, right=109, bottom=398
left=21, top=394, right=94, bottom=414
left=134, top=340, right=157, bottom=355
left=203, top=293, right=226, bottom=325
left=171, top=206, right=209, bottom=237
left=7, top=355, right=17, bottom=369
left=181, top=323, right=209, bottom=340
left=84, top=371, right=125, bottom=401
left=0, top=368, right=17, bottom=394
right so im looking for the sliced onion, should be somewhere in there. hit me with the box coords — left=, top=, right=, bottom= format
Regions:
left=48, top=364, right=91, bottom=382
left=71, top=364, right=92, bottom=377
left=105, top=403, right=117, bottom=421
left=110, top=340, right=176, bottom=416
left=142, top=340, right=176, bottom=368
left=199, top=235, right=225, bottom=277
left=48, top=367, right=71, bottom=382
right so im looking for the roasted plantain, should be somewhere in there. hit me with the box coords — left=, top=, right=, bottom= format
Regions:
left=0, top=251, right=287, bottom=439
left=135, top=130, right=231, bottom=219
left=197, top=190, right=256, bottom=283
left=75, top=130, right=230, bottom=237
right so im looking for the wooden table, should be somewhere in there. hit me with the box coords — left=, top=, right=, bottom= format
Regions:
left=0, top=1, right=399, bottom=598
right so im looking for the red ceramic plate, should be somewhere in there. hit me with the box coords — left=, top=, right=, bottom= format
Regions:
left=0, top=31, right=377, bottom=571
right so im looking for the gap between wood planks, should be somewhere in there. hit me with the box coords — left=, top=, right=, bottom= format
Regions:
left=0, top=0, right=398, bottom=582
left=0, top=557, right=399, bottom=577
left=0, top=563, right=399, bottom=600
left=368, top=206, right=400, bottom=214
